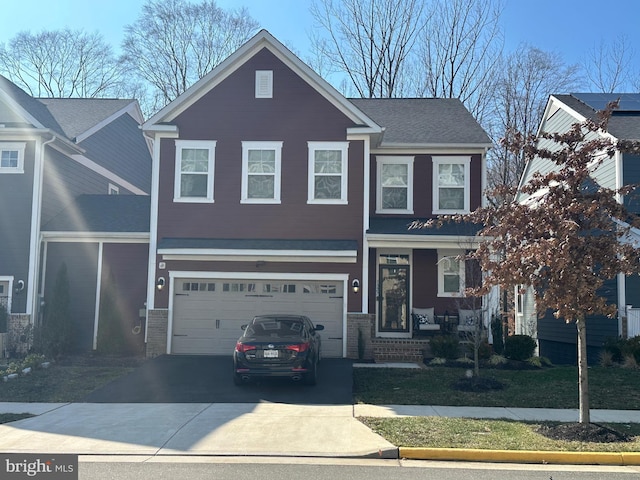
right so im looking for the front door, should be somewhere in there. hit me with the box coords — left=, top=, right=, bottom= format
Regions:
left=378, top=263, right=410, bottom=333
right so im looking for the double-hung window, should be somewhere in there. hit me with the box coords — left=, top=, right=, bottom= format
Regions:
left=0, top=142, right=25, bottom=174
left=437, top=250, right=465, bottom=297
left=376, top=156, right=413, bottom=213
left=174, top=140, right=216, bottom=202
left=432, top=156, right=471, bottom=214
left=241, top=141, right=282, bottom=203
left=308, top=141, right=349, bottom=204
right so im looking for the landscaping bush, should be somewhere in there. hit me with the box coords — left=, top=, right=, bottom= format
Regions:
left=504, top=334, right=536, bottom=361
left=491, top=315, right=504, bottom=355
left=430, top=335, right=459, bottom=359
left=604, top=336, right=640, bottom=365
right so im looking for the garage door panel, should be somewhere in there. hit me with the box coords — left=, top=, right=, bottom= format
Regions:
left=172, top=279, right=344, bottom=356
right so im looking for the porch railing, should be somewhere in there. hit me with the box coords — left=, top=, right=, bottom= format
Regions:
left=628, top=306, right=640, bottom=338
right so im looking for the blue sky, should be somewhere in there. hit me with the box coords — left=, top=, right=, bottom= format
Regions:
left=0, top=0, right=638, bottom=80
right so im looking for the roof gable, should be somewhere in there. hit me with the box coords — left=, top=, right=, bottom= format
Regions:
left=143, top=29, right=381, bottom=133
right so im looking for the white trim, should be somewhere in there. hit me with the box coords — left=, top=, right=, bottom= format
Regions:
left=71, top=154, right=147, bottom=195
left=370, top=145, right=490, bottom=155
left=376, top=156, right=414, bottom=214
left=174, top=140, right=216, bottom=202
left=307, top=141, right=349, bottom=204
left=0, top=142, right=26, bottom=173
left=0, top=276, right=14, bottom=313
left=618, top=273, right=625, bottom=336
left=166, top=271, right=349, bottom=356
left=437, top=249, right=465, bottom=297
left=432, top=156, right=471, bottom=214
left=92, top=243, right=104, bottom=350
left=108, top=183, right=120, bottom=195
left=241, top=141, right=282, bottom=203
left=146, top=132, right=166, bottom=315
left=159, top=247, right=357, bottom=264
left=367, top=234, right=480, bottom=250
left=41, top=232, right=149, bottom=243
left=359, top=135, right=371, bottom=313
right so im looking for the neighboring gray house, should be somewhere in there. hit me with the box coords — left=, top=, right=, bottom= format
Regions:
left=0, top=75, right=151, bottom=354
left=516, top=93, right=640, bottom=364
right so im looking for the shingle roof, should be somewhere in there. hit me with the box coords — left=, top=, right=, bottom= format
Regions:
left=368, top=217, right=481, bottom=236
left=42, top=195, right=150, bottom=233
left=349, top=98, right=492, bottom=146
left=555, top=93, right=640, bottom=141
left=158, top=238, right=358, bottom=251
left=39, top=98, right=134, bottom=140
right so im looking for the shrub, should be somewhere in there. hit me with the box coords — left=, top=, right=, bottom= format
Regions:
left=491, top=315, right=504, bottom=355
left=599, top=349, right=615, bottom=367
left=429, top=335, right=459, bottom=359
left=604, top=336, right=640, bottom=365
left=488, top=354, right=508, bottom=366
left=35, top=263, right=73, bottom=358
left=504, top=334, right=536, bottom=361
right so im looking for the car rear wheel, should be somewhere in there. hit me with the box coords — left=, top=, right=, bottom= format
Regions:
left=303, top=359, right=318, bottom=386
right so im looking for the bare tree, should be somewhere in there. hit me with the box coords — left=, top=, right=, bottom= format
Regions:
left=310, top=0, right=426, bottom=98
left=122, top=0, right=259, bottom=114
left=413, top=0, right=504, bottom=125
left=583, top=36, right=635, bottom=93
left=0, top=29, right=125, bottom=98
left=487, top=45, right=581, bottom=191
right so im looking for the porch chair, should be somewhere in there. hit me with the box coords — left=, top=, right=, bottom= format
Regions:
left=412, top=307, right=439, bottom=332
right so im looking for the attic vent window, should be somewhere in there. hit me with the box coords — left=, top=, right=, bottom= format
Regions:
left=255, top=70, right=273, bottom=98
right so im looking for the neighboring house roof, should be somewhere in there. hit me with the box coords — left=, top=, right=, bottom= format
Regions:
left=553, top=93, right=640, bottom=141
left=39, top=98, right=137, bottom=141
left=350, top=98, right=492, bottom=148
left=42, top=195, right=150, bottom=233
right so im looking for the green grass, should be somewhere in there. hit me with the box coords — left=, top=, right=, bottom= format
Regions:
left=0, top=360, right=135, bottom=402
left=353, top=365, right=640, bottom=409
left=359, top=416, right=640, bottom=452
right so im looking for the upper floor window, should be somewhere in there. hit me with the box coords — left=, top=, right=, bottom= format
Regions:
left=0, top=142, right=25, bottom=174
left=308, top=141, right=349, bottom=204
left=174, top=140, right=216, bottom=202
left=376, top=156, right=414, bottom=213
left=437, top=250, right=465, bottom=297
left=432, top=156, right=471, bottom=214
left=108, top=183, right=120, bottom=195
left=241, top=141, right=282, bottom=203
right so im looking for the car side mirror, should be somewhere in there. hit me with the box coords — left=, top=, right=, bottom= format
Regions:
left=241, top=324, right=247, bottom=330
left=314, top=324, right=325, bottom=331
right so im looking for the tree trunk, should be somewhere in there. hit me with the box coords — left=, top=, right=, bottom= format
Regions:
left=576, top=317, right=590, bottom=424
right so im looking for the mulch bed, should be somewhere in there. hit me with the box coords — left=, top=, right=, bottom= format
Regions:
left=536, top=423, right=632, bottom=443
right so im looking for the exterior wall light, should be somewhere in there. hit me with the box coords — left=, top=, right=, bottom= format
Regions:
left=352, top=279, right=360, bottom=294
left=156, top=277, right=166, bottom=291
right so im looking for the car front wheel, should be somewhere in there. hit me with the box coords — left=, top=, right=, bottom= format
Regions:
left=303, top=359, right=318, bottom=386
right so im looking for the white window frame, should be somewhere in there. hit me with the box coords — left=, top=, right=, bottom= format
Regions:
left=437, top=250, right=465, bottom=297
left=174, top=140, right=216, bottom=203
left=307, top=141, right=349, bottom=205
left=241, top=141, right=282, bottom=204
left=0, top=142, right=26, bottom=174
left=255, top=70, right=273, bottom=98
left=108, top=183, right=120, bottom=195
left=376, top=156, right=414, bottom=214
left=432, top=156, right=471, bottom=214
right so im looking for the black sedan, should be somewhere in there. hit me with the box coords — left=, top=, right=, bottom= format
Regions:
left=233, top=314, right=324, bottom=386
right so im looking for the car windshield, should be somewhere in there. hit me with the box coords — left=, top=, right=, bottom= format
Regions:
left=244, top=318, right=305, bottom=338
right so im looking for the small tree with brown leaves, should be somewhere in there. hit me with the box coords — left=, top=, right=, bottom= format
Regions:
left=415, top=103, right=640, bottom=424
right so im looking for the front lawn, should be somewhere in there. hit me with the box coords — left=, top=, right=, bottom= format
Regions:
left=353, top=365, right=640, bottom=409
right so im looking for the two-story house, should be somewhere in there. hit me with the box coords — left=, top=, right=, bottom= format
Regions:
left=0, top=75, right=151, bottom=354
left=142, top=30, right=492, bottom=360
left=516, top=93, right=640, bottom=364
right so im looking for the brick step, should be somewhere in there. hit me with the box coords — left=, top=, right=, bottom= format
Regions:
left=371, top=339, right=429, bottom=363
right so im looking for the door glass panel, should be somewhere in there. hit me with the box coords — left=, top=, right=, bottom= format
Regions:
left=378, top=264, right=409, bottom=332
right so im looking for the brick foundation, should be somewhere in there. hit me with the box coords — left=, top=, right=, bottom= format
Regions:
left=7, top=314, right=32, bottom=357
left=146, top=309, right=168, bottom=358
left=346, top=313, right=375, bottom=360
left=371, top=338, right=430, bottom=363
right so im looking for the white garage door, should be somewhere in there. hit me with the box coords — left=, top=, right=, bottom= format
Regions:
left=171, top=279, right=344, bottom=357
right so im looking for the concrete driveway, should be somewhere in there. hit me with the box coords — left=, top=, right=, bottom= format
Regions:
left=83, top=355, right=354, bottom=404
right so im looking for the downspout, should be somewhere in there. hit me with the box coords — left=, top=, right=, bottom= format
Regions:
left=28, top=133, right=55, bottom=320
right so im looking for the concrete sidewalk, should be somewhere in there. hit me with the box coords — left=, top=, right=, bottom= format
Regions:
left=1, top=402, right=640, bottom=462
